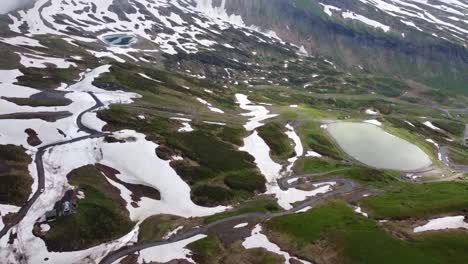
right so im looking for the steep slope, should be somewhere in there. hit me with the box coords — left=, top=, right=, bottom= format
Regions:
left=2, top=0, right=467, bottom=94
left=203, top=0, right=468, bottom=94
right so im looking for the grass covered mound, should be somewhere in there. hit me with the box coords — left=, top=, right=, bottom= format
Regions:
left=266, top=200, right=468, bottom=264
left=430, top=120, right=465, bottom=137
left=204, top=197, right=280, bottom=224
left=361, top=182, right=468, bottom=220
left=295, top=155, right=398, bottom=188
left=188, top=235, right=285, bottom=264
left=257, top=122, right=295, bottom=159
left=43, top=165, right=133, bottom=251
left=0, top=145, right=32, bottom=206
left=138, top=214, right=193, bottom=242
left=300, top=122, right=343, bottom=159
left=224, top=169, right=266, bottom=193
left=192, top=185, right=234, bottom=207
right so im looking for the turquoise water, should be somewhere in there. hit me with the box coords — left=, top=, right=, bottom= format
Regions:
left=101, top=33, right=137, bottom=46
left=327, top=122, right=432, bottom=171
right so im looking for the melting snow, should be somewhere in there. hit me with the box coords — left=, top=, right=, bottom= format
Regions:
left=138, top=234, right=206, bottom=264
left=171, top=117, right=194, bottom=133
left=365, top=108, right=379, bottom=115
left=243, top=225, right=311, bottom=264
left=17, top=53, right=76, bottom=69
left=423, top=121, right=441, bottom=130
left=305, top=151, right=322, bottom=158
left=285, top=124, right=304, bottom=173
left=40, top=223, right=50, bottom=232
left=342, top=11, right=390, bottom=32
left=405, top=121, right=416, bottom=127
left=203, top=121, right=226, bottom=126
left=196, top=98, right=224, bottom=114
left=235, top=94, right=277, bottom=131
left=414, top=216, right=468, bottom=233
left=233, top=222, right=249, bottom=229
left=163, top=226, right=184, bottom=240
left=239, top=131, right=282, bottom=183
left=354, top=206, right=368, bottom=217
left=100, top=130, right=227, bottom=220
left=364, top=119, right=382, bottom=126
left=320, top=3, right=341, bottom=16
left=296, top=206, right=312, bottom=213
left=0, top=36, right=46, bottom=48
left=270, top=183, right=335, bottom=210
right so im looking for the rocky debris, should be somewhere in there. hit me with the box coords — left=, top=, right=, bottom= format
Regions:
left=25, top=128, right=42, bottom=146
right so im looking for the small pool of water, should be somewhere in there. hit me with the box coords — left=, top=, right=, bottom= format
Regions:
left=327, top=122, right=432, bottom=171
left=100, top=33, right=137, bottom=46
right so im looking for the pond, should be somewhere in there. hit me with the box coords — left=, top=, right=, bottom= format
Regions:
left=327, top=122, right=431, bottom=171
left=100, top=33, right=137, bottom=46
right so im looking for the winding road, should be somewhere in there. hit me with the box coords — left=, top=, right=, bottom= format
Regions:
left=99, top=175, right=356, bottom=264
left=0, top=92, right=106, bottom=239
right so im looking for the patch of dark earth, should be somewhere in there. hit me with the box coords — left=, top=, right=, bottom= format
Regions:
left=25, top=128, right=42, bottom=146
left=92, top=81, right=129, bottom=91
left=1, top=90, right=72, bottom=107
left=0, top=111, right=73, bottom=122
left=206, top=219, right=259, bottom=245
left=96, top=163, right=161, bottom=204
left=0, top=160, right=10, bottom=174
left=57, top=128, right=67, bottom=138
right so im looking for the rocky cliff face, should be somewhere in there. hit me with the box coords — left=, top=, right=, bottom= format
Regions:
left=204, top=0, right=468, bottom=93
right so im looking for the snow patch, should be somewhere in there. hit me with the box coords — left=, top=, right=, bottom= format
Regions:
left=364, top=119, right=382, bottom=126
left=243, top=225, right=311, bottom=264
left=138, top=234, right=206, bottom=264
left=235, top=94, right=277, bottom=131
left=233, top=222, right=249, bottom=229
left=414, top=216, right=468, bottom=233
left=305, top=151, right=322, bottom=158
left=423, top=121, right=441, bottom=131
left=365, top=108, right=379, bottom=115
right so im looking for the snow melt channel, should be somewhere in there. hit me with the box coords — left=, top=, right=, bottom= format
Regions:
left=235, top=93, right=277, bottom=131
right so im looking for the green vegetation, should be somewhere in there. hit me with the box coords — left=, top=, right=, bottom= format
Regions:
left=448, top=148, right=468, bottom=165
left=0, top=47, right=20, bottom=69
left=430, top=120, right=465, bottom=136
left=224, top=169, right=266, bottom=193
left=44, top=165, right=133, bottom=251
left=99, top=105, right=264, bottom=206
left=383, top=118, right=444, bottom=163
left=296, top=157, right=347, bottom=173
left=2, top=95, right=72, bottom=107
left=258, top=122, right=295, bottom=159
left=138, top=214, right=187, bottom=241
left=192, top=184, right=234, bottom=206
left=362, top=182, right=468, bottom=220
left=17, top=66, right=81, bottom=89
left=301, top=122, right=343, bottom=159
left=339, top=167, right=399, bottom=188
left=189, top=235, right=225, bottom=260
left=267, top=200, right=468, bottom=264
left=188, top=235, right=285, bottom=264
left=169, top=130, right=254, bottom=172
left=204, top=197, right=280, bottom=223
left=294, top=157, right=398, bottom=188
left=0, top=145, right=32, bottom=206
left=363, top=76, right=410, bottom=97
